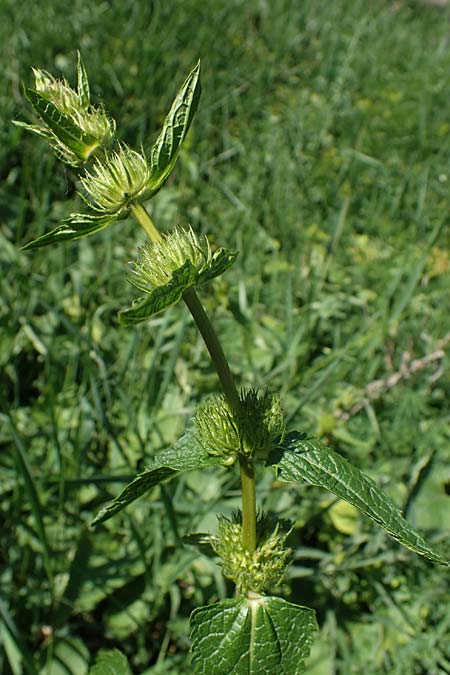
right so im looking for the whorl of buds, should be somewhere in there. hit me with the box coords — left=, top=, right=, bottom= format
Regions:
left=212, top=512, right=292, bottom=594
left=80, top=145, right=150, bottom=215
left=129, top=226, right=212, bottom=291
left=195, top=388, right=285, bottom=464
left=16, top=53, right=115, bottom=167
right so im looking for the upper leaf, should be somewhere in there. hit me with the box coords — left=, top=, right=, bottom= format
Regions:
left=77, top=51, right=90, bottom=110
left=271, top=433, right=449, bottom=566
left=190, top=595, right=318, bottom=675
left=147, top=61, right=201, bottom=195
left=88, top=649, right=131, bottom=675
left=21, top=212, right=120, bottom=250
left=26, top=89, right=98, bottom=161
left=91, top=428, right=221, bottom=526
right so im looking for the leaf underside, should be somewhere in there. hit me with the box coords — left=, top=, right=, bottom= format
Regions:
left=272, top=433, right=449, bottom=566
left=21, top=212, right=119, bottom=250
left=190, top=595, right=318, bottom=675
left=148, top=60, right=201, bottom=194
left=91, top=429, right=220, bottom=526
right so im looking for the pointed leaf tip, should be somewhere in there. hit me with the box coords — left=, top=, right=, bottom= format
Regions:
left=271, top=434, right=449, bottom=567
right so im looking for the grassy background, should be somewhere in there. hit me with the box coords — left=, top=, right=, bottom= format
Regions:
left=2, top=0, right=450, bottom=673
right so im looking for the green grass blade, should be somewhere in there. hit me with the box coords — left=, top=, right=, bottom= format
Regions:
left=9, top=420, right=53, bottom=585
left=0, top=598, right=38, bottom=675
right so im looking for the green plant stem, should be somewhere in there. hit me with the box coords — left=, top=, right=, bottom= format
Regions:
left=131, top=201, right=257, bottom=553
left=239, top=456, right=257, bottom=554
left=182, top=287, right=240, bottom=412
left=131, top=202, right=162, bottom=243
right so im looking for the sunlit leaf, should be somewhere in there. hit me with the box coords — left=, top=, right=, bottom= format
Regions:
left=271, top=433, right=449, bottom=566
left=147, top=60, right=201, bottom=194
left=190, top=595, right=318, bottom=675
left=21, top=212, right=119, bottom=250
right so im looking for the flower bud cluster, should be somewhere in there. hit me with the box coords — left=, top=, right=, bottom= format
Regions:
left=80, top=145, right=150, bottom=215
left=27, top=61, right=115, bottom=166
left=195, top=388, right=285, bottom=464
left=129, top=227, right=211, bottom=291
left=212, top=512, right=292, bottom=594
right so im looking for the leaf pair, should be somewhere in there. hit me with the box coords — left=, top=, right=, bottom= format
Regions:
left=92, top=430, right=449, bottom=568
left=119, top=246, right=237, bottom=325
left=20, top=59, right=201, bottom=250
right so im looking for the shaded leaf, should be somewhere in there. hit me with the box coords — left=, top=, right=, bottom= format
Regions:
left=271, top=434, right=449, bottom=566
left=190, top=595, right=318, bottom=675
left=198, top=248, right=238, bottom=285
left=118, top=260, right=198, bottom=325
left=148, top=61, right=201, bottom=194
left=88, top=649, right=131, bottom=675
left=91, top=429, right=220, bottom=526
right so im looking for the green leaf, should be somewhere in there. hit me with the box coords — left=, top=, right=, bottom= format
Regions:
left=77, top=51, right=90, bottom=109
left=88, top=649, right=131, bottom=675
left=21, top=212, right=119, bottom=250
left=271, top=434, right=449, bottom=566
left=118, top=260, right=198, bottom=325
left=148, top=60, right=201, bottom=194
left=12, top=120, right=52, bottom=139
left=190, top=595, right=318, bottom=675
left=26, top=89, right=96, bottom=159
left=198, top=248, right=238, bottom=285
left=91, top=429, right=220, bottom=526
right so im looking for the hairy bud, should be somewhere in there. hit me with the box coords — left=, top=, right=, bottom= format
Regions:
left=195, top=388, right=285, bottom=463
left=212, top=512, right=292, bottom=594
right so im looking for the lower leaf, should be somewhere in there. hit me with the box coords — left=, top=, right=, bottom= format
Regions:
left=271, top=433, right=449, bottom=566
left=190, top=595, right=318, bottom=675
left=91, top=429, right=221, bottom=526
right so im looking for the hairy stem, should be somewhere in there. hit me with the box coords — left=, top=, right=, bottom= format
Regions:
left=239, top=456, right=257, bottom=553
left=131, top=201, right=257, bottom=552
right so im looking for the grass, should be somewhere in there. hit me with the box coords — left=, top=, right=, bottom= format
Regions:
left=1, top=0, right=450, bottom=673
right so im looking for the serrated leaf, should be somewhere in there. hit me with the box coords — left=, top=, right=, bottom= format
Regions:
left=271, top=434, right=449, bottom=566
left=198, top=248, right=238, bottom=285
left=118, top=260, right=198, bottom=325
left=190, top=595, right=318, bottom=675
left=88, top=649, right=131, bottom=675
left=77, top=51, right=90, bottom=109
left=91, top=429, right=220, bottom=526
left=148, top=61, right=201, bottom=194
left=21, top=212, right=119, bottom=250
left=26, top=89, right=96, bottom=159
